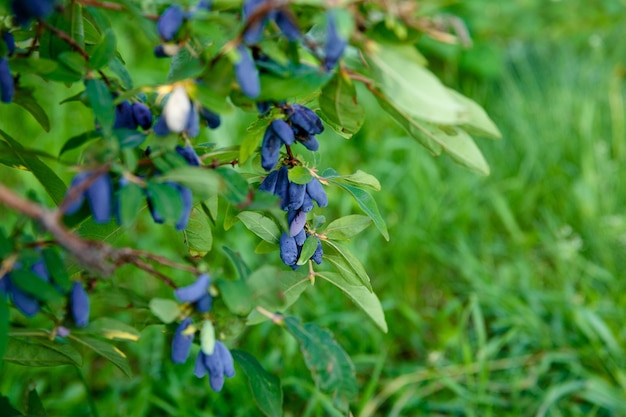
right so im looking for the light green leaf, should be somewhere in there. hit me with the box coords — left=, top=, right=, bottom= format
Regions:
left=323, top=215, right=372, bottom=240
left=319, top=72, right=365, bottom=138
left=156, top=167, right=220, bottom=198
left=334, top=183, right=389, bottom=241
left=4, top=338, right=83, bottom=367
left=329, top=169, right=381, bottom=191
left=232, top=350, right=283, bottom=417
left=323, top=240, right=372, bottom=291
left=447, top=89, right=501, bottom=139
left=184, top=208, right=213, bottom=256
left=284, top=318, right=358, bottom=412
left=8, top=57, right=58, bottom=75
left=86, top=318, right=140, bottom=342
left=149, top=298, right=180, bottom=324
left=200, top=321, right=216, bottom=355
left=317, top=271, right=387, bottom=333
left=217, top=167, right=249, bottom=205
left=288, top=166, right=313, bottom=185
left=238, top=212, right=281, bottom=244
left=217, top=279, right=253, bottom=316
left=118, top=182, right=145, bottom=226
left=146, top=182, right=183, bottom=224
left=240, top=118, right=270, bottom=165
left=258, top=65, right=332, bottom=101
left=222, top=246, right=251, bottom=281
left=13, top=91, right=50, bottom=132
left=69, top=335, right=132, bottom=377
left=296, top=236, right=319, bottom=266
left=368, top=43, right=465, bottom=124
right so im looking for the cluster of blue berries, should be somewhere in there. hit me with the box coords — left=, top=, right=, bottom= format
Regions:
left=169, top=274, right=235, bottom=392
left=258, top=104, right=328, bottom=268
left=0, top=259, right=89, bottom=327
left=10, top=0, right=56, bottom=27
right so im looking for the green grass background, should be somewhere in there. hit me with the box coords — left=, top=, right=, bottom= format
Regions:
left=3, top=1, right=626, bottom=416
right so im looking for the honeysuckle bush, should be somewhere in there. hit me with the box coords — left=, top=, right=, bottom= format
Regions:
left=0, top=0, right=500, bottom=415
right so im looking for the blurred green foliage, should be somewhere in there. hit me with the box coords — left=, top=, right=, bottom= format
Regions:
left=3, top=0, right=626, bottom=416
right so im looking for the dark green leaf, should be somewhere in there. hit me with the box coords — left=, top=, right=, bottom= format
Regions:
left=115, top=129, right=146, bottom=149
left=216, top=167, right=249, bottom=205
left=316, top=271, right=387, bottom=333
left=232, top=350, right=283, bottom=417
left=117, top=181, right=144, bottom=225
left=85, top=78, right=114, bottom=138
left=247, top=266, right=310, bottom=325
left=237, top=212, right=280, bottom=243
left=146, top=182, right=183, bottom=225
left=10, top=269, right=64, bottom=304
left=284, top=318, right=358, bottom=411
left=58, top=51, right=86, bottom=75
left=217, top=280, right=253, bottom=316
left=26, top=388, right=48, bottom=417
left=323, top=215, right=372, bottom=240
left=296, top=236, right=318, bottom=266
left=69, top=335, right=132, bottom=377
left=13, top=91, right=51, bottom=132
left=0, top=395, right=22, bottom=417
left=0, top=228, right=12, bottom=258
left=184, top=208, right=213, bottom=255
left=4, top=338, right=82, bottom=367
left=319, top=73, right=365, bottom=138
left=0, top=129, right=67, bottom=204
left=42, top=248, right=71, bottom=292
left=222, top=246, right=251, bottom=281
left=8, top=58, right=58, bottom=75
left=89, top=28, right=116, bottom=70
left=0, top=295, right=8, bottom=361
left=70, top=2, right=85, bottom=50
left=334, top=183, right=389, bottom=241
left=108, top=57, right=133, bottom=89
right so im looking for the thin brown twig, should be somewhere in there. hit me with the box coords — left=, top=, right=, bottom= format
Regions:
left=75, top=0, right=159, bottom=21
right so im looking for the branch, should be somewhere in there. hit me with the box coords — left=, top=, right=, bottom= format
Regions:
left=0, top=183, right=196, bottom=287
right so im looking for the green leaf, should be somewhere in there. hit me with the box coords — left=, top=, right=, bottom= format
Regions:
left=334, top=183, right=389, bottom=241
left=0, top=296, right=8, bottom=361
left=0, top=395, right=22, bottom=417
left=156, top=167, right=220, bottom=199
left=258, top=65, right=332, bottom=101
left=323, top=240, right=372, bottom=290
left=69, top=335, right=132, bottom=377
left=246, top=266, right=310, bottom=325
left=26, top=388, right=48, bottom=417
left=317, top=271, right=387, bottom=333
left=149, top=298, right=180, bottom=324
left=217, top=279, right=253, bottom=316
left=13, top=91, right=50, bottom=132
left=296, top=236, right=319, bottom=266
left=59, top=130, right=101, bottom=155
left=4, top=338, right=82, bottom=367
left=42, top=248, right=72, bottom=292
left=216, top=167, right=249, bottom=205
left=238, top=212, right=281, bottom=243
left=10, top=269, right=64, bottom=304
left=118, top=182, right=145, bottom=226
left=89, top=28, right=116, bottom=70
left=329, top=169, right=381, bottom=191
left=184, top=208, right=213, bottom=256
left=69, top=2, right=85, bottom=50
left=146, top=182, right=184, bottom=224
left=8, top=57, right=58, bottom=75
left=86, top=318, right=140, bottom=342
left=58, top=51, right=87, bottom=75
left=447, top=89, right=501, bottom=139
left=195, top=57, right=235, bottom=114
left=319, top=73, right=365, bottom=138
left=0, top=129, right=67, bottom=204
left=287, top=166, right=313, bottom=185
left=232, top=350, right=283, bottom=417
left=284, top=318, right=358, bottom=412
left=323, top=215, right=372, bottom=240
left=222, top=246, right=251, bottom=281
left=85, top=78, right=114, bottom=137
left=200, top=320, right=216, bottom=355
left=239, top=118, right=270, bottom=165
left=367, top=43, right=464, bottom=124
left=168, top=48, right=205, bottom=82
left=115, top=129, right=146, bottom=149
left=108, top=57, right=133, bottom=89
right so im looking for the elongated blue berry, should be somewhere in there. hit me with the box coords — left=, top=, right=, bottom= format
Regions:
left=287, top=182, right=305, bottom=211
left=202, top=347, right=226, bottom=392
left=0, top=58, right=14, bottom=104
left=185, top=102, right=200, bottom=137
left=280, top=232, right=298, bottom=265
left=306, top=177, right=328, bottom=207
left=132, top=102, right=153, bottom=130
left=272, top=119, right=294, bottom=146
left=114, top=101, right=138, bottom=130
left=323, top=12, right=348, bottom=71
left=70, top=282, right=90, bottom=327
left=11, top=286, right=40, bottom=317
left=157, top=5, right=184, bottom=41
left=289, top=209, right=306, bottom=237
left=256, top=101, right=271, bottom=115
left=311, top=237, right=323, bottom=264
left=11, top=0, right=56, bottom=26
left=293, top=229, right=306, bottom=247
left=196, top=292, right=213, bottom=313
left=298, top=134, right=319, bottom=151
left=175, top=184, right=193, bottom=231
left=171, top=317, right=194, bottom=364
left=85, top=173, right=113, bottom=224
left=176, top=145, right=202, bottom=166
left=301, top=192, right=314, bottom=212
left=274, top=10, right=300, bottom=41
left=259, top=170, right=279, bottom=194
left=288, top=104, right=324, bottom=135
left=31, top=259, right=51, bottom=282
left=193, top=350, right=208, bottom=378
left=235, top=45, right=260, bottom=99
left=199, top=107, right=221, bottom=129
left=261, top=127, right=281, bottom=171
left=3, top=32, right=15, bottom=56
left=216, top=341, right=235, bottom=378
left=64, top=172, right=89, bottom=215
left=175, top=273, right=210, bottom=303
left=275, top=166, right=289, bottom=209
left=242, top=0, right=269, bottom=44
left=153, top=116, right=170, bottom=136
